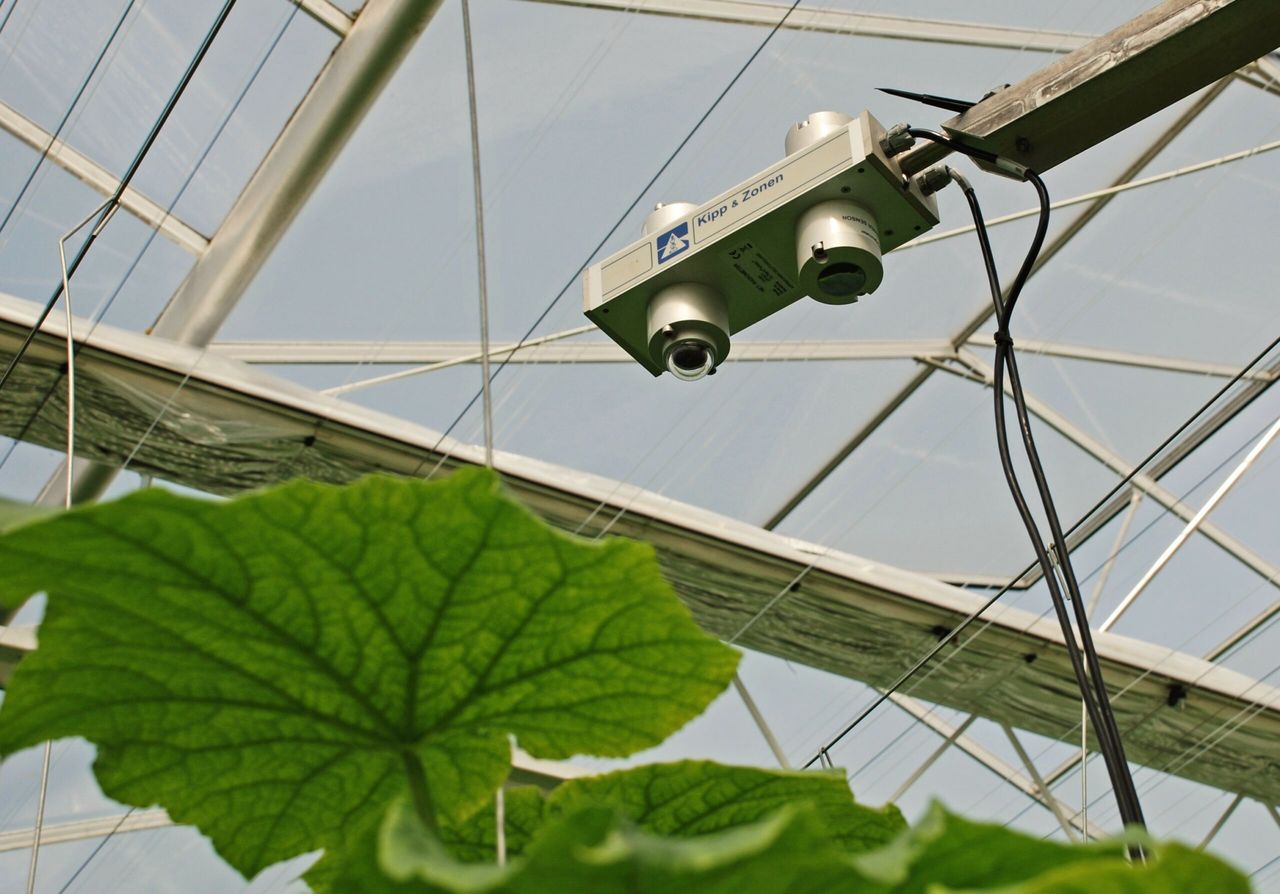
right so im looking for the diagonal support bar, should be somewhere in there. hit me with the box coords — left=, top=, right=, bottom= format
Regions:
left=0, top=100, right=209, bottom=255
left=956, top=349, right=1280, bottom=592
left=149, top=0, right=448, bottom=347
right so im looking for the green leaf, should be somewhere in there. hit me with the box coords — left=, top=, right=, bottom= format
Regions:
left=0, top=468, right=738, bottom=880
left=938, top=840, right=1250, bottom=893
left=544, top=760, right=904, bottom=854
left=373, top=799, right=863, bottom=894
left=0, top=499, right=57, bottom=617
left=440, top=787, right=547, bottom=864
left=421, top=760, right=902, bottom=873
left=851, top=802, right=1114, bottom=892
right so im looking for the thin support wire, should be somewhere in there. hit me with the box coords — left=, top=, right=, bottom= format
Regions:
left=731, top=674, right=791, bottom=768
left=460, top=0, right=493, bottom=467
left=495, top=787, right=506, bottom=866
left=55, top=807, right=137, bottom=894
left=1080, top=703, right=1088, bottom=840
left=1101, top=414, right=1280, bottom=632
left=1079, top=489, right=1145, bottom=835
left=25, top=743, right=51, bottom=894
left=27, top=198, right=107, bottom=894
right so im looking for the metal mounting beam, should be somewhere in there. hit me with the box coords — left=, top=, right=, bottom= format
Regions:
left=896, top=0, right=1280, bottom=175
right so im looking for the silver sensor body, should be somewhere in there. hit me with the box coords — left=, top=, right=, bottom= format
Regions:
left=583, top=110, right=938, bottom=378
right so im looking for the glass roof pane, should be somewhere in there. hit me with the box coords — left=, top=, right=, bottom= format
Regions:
left=775, top=370, right=1124, bottom=578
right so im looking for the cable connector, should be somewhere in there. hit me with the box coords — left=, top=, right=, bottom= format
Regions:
left=880, top=122, right=915, bottom=158
left=917, top=166, right=953, bottom=196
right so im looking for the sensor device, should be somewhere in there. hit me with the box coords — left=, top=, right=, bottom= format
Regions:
left=583, top=111, right=939, bottom=378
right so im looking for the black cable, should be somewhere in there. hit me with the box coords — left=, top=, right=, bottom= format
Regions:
left=56, top=807, right=136, bottom=893
left=952, top=168, right=1142, bottom=826
left=0, top=0, right=19, bottom=39
left=426, top=0, right=804, bottom=454
left=907, top=130, right=1146, bottom=831
left=0, top=0, right=139, bottom=244
left=806, top=127, right=1149, bottom=837
left=0, top=0, right=238, bottom=395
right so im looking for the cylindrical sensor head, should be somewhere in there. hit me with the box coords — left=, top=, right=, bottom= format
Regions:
left=795, top=199, right=883, bottom=305
left=642, top=202, right=698, bottom=236
left=646, top=282, right=730, bottom=381
left=785, top=111, right=854, bottom=156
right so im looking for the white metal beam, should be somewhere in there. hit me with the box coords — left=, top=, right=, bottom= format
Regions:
left=518, top=0, right=1092, bottom=53
left=46, top=0, right=451, bottom=506
left=148, top=0, right=447, bottom=348
left=208, top=336, right=1280, bottom=385
left=907, top=136, right=1280, bottom=255
left=1197, top=793, right=1244, bottom=849
left=964, top=337, right=1278, bottom=382
left=1102, top=416, right=1280, bottom=632
left=521, top=0, right=1276, bottom=101
left=210, top=338, right=956, bottom=365
left=0, top=809, right=172, bottom=854
left=1207, top=600, right=1279, bottom=662
left=1001, top=723, right=1082, bottom=841
left=296, top=0, right=354, bottom=36
left=886, top=713, right=976, bottom=803
left=0, top=100, right=209, bottom=255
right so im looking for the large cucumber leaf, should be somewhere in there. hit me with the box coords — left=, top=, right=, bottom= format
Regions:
left=0, top=468, right=738, bottom=879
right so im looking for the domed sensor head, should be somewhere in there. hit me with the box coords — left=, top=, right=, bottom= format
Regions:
left=646, top=282, right=730, bottom=381
left=665, top=339, right=716, bottom=381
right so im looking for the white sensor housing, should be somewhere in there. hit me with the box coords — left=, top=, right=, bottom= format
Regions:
left=583, top=110, right=938, bottom=377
